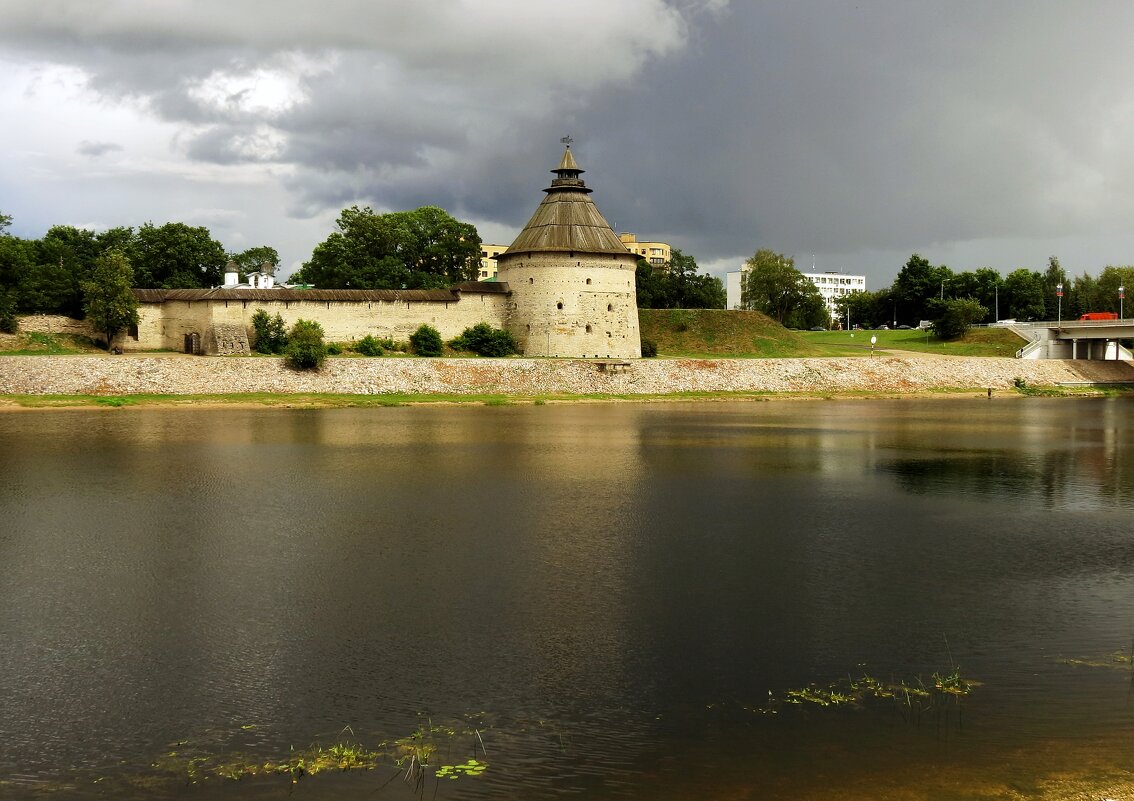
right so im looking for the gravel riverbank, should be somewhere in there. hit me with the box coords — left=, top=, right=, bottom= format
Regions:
left=2, top=353, right=1133, bottom=397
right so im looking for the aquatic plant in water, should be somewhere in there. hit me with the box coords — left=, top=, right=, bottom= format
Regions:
left=759, top=666, right=976, bottom=715
left=147, top=721, right=488, bottom=791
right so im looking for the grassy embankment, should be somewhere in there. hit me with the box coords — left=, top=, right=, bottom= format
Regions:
left=637, top=308, right=1025, bottom=358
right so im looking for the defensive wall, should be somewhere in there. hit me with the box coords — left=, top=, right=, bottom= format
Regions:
left=119, top=286, right=512, bottom=354
left=2, top=354, right=1130, bottom=397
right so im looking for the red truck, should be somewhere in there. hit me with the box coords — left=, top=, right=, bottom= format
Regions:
left=1079, top=312, right=1118, bottom=320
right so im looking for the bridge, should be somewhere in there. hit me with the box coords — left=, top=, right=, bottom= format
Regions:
left=1008, top=319, right=1134, bottom=360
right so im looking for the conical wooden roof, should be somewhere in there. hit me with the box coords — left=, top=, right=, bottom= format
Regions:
left=502, top=148, right=630, bottom=256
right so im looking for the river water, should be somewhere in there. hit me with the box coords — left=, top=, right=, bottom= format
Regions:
left=2, top=399, right=1134, bottom=800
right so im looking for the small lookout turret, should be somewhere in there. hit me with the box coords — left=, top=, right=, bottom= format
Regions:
left=496, top=143, right=641, bottom=358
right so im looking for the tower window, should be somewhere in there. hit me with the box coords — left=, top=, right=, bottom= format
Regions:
left=586, top=325, right=592, bottom=333
left=586, top=278, right=591, bottom=285
left=557, top=302, right=563, bottom=310
left=607, top=304, right=613, bottom=312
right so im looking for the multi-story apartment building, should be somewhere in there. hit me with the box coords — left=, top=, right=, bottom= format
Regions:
left=618, top=233, right=671, bottom=266
left=478, top=243, right=512, bottom=280
left=803, top=271, right=867, bottom=319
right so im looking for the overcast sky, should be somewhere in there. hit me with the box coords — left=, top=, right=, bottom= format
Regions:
left=4, top=1, right=1134, bottom=289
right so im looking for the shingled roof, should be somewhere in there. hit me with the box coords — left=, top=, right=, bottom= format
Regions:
left=131, top=286, right=500, bottom=303
left=500, top=147, right=631, bottom=257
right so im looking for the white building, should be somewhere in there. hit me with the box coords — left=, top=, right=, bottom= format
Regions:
left=803, top=271, right=866, bottom=320
left=726, top=266, right=865, bottom=322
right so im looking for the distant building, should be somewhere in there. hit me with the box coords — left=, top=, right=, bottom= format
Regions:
left=802, top=271, right=867, bottom=320
left=725, top=265, right=866, bottom=320
left=618, top=233, right=671, bottom=266
left=478, top=243, right=511, bottom=280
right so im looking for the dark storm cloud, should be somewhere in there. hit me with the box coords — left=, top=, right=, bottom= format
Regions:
left=5, top=1, right=1134, bottom=281
left=578, top=1, right=1134, bottom=267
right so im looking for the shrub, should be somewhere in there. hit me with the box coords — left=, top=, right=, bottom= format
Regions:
left=251, top=309, right=288, bottom=354
left=640, top=338, right=658, bottom=357
left=450, top=322, right=518, bottom=356
left=285, top=319, right=326, bottom=370
left=326, top=342, right=343, bottom=355
left=356, top=335, right=384, bottom=356
left=409, top=324, right=443, bottom=357
left=931, top=298, right=987, bottom=340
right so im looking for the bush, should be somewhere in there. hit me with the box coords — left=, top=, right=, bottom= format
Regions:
left=931, top=298, right=987, bottom=340
left=326, top=342, right=342, bottom=355
left=251, top=309, right=288, bottom=354
left=409, top=324, right=443, bottom=356
left=640, top=338, right=658, bottom=357
left=355, top=334, right=384, bottom=356
left=449, top=322, right=518, bottom=356
left=284, top=319, right=326, bottom=370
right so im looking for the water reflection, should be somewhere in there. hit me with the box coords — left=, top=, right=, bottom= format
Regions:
left=2, top=399, right=1134, bottom=799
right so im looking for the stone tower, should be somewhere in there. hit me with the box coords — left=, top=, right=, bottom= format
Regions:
left=496, top=146, right=641, bottom=358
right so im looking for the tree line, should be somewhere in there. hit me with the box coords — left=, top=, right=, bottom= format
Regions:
left=741, top=248, right=1134, bottom=335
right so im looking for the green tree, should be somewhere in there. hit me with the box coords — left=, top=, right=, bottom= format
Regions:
left=1041, top=256, right=1066, bottom=320
left=31, top=225, right=105, bottom=316
left=0, top=233, right=37, bottom=316
left=637, top=250, right=726, bottom=310
left=295, top=206, right=481, bottom=289
left=231, top=245, right=281, bottom=276
left=740, top=250, right=815, bottom=325
left=128, top=222, right=227, bottom=288
left=284, top=319, right=326, bottom=370
left=666, top=249, right=726, bottom=309
left=250, top=309, right=288, bottom=354
left=1002, top=268, right=1045, bottom=320
left=1098, top=266, right=1134, bottom=317
left=635, top=259, right=667, bottom=307
left=81, top=249, right=139, bottom=348
left=948, top=267, right=1001, bottom=323
left=0, top=216, right=18, bottom=333
left=931, top=297, right=987, bottom=339
left=409, top=323, right=443, bottom=356
left=892, top=253, right=953, bottom=324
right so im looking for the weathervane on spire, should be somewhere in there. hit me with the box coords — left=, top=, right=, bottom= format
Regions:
left=561, top=135, right=574, bottom=148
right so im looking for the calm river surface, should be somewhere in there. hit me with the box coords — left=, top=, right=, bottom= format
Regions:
left=2, top=399, right=1134, bottom=800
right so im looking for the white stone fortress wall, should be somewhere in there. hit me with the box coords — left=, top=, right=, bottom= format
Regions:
left=126, top=290, right=511, bottom=353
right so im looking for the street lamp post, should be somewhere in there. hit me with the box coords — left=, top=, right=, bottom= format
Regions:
left=1056, top=283, right=1064, bottom=327
left=994, top=283, right=999, bottom=322
left=1120, top=285, right=1126, bottom=320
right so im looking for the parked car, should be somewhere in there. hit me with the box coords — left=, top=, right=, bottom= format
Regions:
left=896, top=324, right=912, bottom=330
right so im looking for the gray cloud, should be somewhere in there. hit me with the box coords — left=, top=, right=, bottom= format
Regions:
left=4, top=1, right=1134, bottom=287
left=76, top=140, right=122, bottom=157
